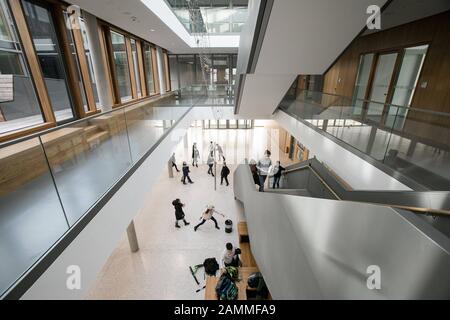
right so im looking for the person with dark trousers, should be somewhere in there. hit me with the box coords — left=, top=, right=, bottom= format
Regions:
left=257, top=150, right=272, bottom=192
left=249, top=159, right=260, bottom=188
left=172, top=199, right=190, bottom=229
left=221, top=162, right=231, bottom=186
left=182, top=162, right=194, bottom=185
left=192, top=143, right=200, bottom=167
left=272, top=161, right=286, bottom=189
left=194, top=205, right=223, bottom=231
left=207, top=154, right=215, bottom=177
left=170, top=153, right=180, bottom=172
left=221, top=243, right=242, bottom=268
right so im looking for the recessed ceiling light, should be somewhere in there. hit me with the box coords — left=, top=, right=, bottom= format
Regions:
left=150, top=29, right=156, bottom=32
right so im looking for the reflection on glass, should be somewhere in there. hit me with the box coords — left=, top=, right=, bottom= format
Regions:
left=352, top=53, right=374, bottom=115
left=0, top=138, right=69, bottom=295
left=130, top=39, right=142, bottom=98
left=110, top=31, right=132, bottom=102
left=23, top=0, right=75, bottom=122
left=143, top=43, right=155, bottom=95
left=388, top=45, right=428, bottom=129
left=41, top=109, right=132, bottom=225
left=366, top=53, right=398, bottom=120
left=0, top=0, right=44, bottom=134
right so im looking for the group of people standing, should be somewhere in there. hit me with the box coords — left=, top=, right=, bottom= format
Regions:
left=172, top=199, right=224, bottom=231
left=171, top=141, right=231, bottom=186
left=250, top=150, right=286, bottom=192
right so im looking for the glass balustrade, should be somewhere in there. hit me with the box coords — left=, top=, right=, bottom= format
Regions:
left=0, top=88, right=232, bottom=297
left=279, top=90, right=450, bottom=190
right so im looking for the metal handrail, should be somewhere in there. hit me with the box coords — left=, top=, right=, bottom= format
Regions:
left=279, top=160, right=450, bottom=217
left=296, top=89, right=450, bottom=118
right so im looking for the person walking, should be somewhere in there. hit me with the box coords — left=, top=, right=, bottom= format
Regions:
left=221, top=162, right=231, bottom=186
left=216, top=143, right=225, bottom=162
left=194, top=205, right=223, bottom=231
left=182, top=162, right=194, bottom=185
left=272, top=161, right=286, bottom=189
left=257, top=150, right=272, bottom=192
left=170, top=153, right=180, bottom=172
left=172, top=199, right=190, bottom=229
left=209, top=141, right=215, bottom=157
left=207, top=154, right=215, bottom=177
left=192, top=144, right=200, bottom=168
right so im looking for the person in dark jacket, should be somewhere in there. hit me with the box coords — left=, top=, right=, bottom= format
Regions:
left=172, top=199, right=190, bottom=229
left=221, top=162, right=231, bottom=186
left=182, top=162, right=194, bottom=185
left=249, top=159, right=260, bottom=188
left=272, top=161, right=286, bottom=189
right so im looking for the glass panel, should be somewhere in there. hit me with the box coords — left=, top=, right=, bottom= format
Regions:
left=125, top=101, right=189, bottom=161
left=130, top=39, right=141, bottom=98
left=110, top=31, right=132, bottom=102
left=177, top=55, right=195, bottom=88
left=352, top=53, right=374, bottom=115
left=40, top=109, right=132, bottom=225
left=196, top=54, right=212, bottom=85
left=143, top=43, right=155, bottom=95
left=213, top=55, right=229, bottom=86
left=366, top=53, right=398, bottom=122
left=388, top=45, right=429, bottom=129
left=238, top=119, right=246, bottom=129
left=229, top=119, right=237, bottom=129
left=219, top=119, right=227, bottom=129
left=22, top=0, right=75, bottom=122
left=0, top=138, right=68, bottom=295
left=209, top=120, right=218, bottom=129
left=168, top=55, right=178, bottom=90
left=0, top=0, right=44, bottom=134
left=79, top=17, right=100, bottom=107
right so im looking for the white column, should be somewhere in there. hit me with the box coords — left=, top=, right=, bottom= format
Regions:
left=156, top=47, right=166, bottom=94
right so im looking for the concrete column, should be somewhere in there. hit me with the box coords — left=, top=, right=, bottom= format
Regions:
left=83, top=12, right=114, bottom=110
left=407, top=140, right=417, bottom=157
left=126, top=220, right=139, bottom=253
left=322, top=120, right=328, bottom=132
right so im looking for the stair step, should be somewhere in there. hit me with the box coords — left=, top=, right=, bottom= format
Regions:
left=84, top=125, right=99, bottom=135
left=87, top=131, right=109, bottom=145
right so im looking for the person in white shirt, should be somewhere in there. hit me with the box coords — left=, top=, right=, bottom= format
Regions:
left=257, top=150, right=272, bottom=192
left=216, top=143, right=225, bottom=162
left=207, top=154, right=215, bottom=176
left=170, top=153, right=180, bottom=172
left=192, top=143, right=200, bottom=167
left=194, top=205, right=222, bottom=231
left=208, top=141, right=215, bottom=157
left=221, top=243, right=241, bottom=268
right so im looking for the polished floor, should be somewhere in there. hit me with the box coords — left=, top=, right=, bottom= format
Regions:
left=86, top=124, right=289, bottom=299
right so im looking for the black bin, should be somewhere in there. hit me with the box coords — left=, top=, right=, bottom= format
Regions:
left=225, top=220, right=233, bottom=233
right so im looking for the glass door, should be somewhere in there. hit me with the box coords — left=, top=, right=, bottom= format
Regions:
left=365, top=52, right=398, bottom=123
left=388, top=45, right=429, bottom=129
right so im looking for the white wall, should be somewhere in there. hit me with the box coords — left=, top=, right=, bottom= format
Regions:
left=234, top=164, right=450, bottom=299
left=21, top=110, right=195, bottom=300
left=274, top=110, right=411, bottom=191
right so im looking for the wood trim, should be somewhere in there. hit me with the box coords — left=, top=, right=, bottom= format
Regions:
left=71, top=19, right=97, bottom=113
left=8, top=0, right=56, bottom=123
left=151, top=46, right=160, bottom=94
left=51, top=2, right=85, bottom=119
left=97, top=22, right=115, bottom=105
left=0, top=122, right=55, bottom=143
left=103, top=26, right=121, bottom=104
left=125, top=37, right=138, bottom=99
left=136, top=40, right=147, bottom=97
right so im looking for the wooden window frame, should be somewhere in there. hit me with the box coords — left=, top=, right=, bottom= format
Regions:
left=163, top=50, right=171, bottom=92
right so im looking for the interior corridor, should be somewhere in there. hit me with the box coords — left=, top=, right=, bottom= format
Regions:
left=86, top=122, right=291, bottom=299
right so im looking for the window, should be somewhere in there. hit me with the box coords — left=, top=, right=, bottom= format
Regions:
left=110, top=30, right=132, bottom=102
left=143, top=43, right=156, bottom=95
left=22, top=0, right=75, bottom=122
left=0, top=0, right=43, bottom=134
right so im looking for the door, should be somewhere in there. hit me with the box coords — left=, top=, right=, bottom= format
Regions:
left=365, top=52, right=398, bottom=123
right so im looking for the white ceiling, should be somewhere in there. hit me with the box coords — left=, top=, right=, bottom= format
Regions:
left=68, top=0, right=239, bottom=54
left=237, top=0, right=388, bottom=116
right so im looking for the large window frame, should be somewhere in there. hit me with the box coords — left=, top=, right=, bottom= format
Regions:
left=99, top=21, right=161, bottom=107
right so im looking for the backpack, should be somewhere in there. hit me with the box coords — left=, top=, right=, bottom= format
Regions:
left=215, top=275, right=238, bottom=300
left=203, top=258, right=219, bottom=276
left=224, top=266, right=239, bottom=281
left=247, top=272, right=263, bottom=288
